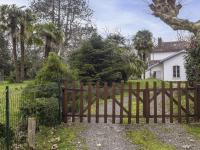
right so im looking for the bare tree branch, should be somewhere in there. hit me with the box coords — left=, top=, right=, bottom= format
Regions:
left=149, top=0, right=200, bottom=35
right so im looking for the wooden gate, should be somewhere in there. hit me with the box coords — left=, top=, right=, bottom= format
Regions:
left=62, top=81, right=200, bottom=124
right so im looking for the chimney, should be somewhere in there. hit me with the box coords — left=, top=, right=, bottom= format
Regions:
left=158, top=37, right=162, bottom=47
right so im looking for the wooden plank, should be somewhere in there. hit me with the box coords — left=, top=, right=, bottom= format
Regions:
left=170, top=82, right=173, bottom=123
left=80, top=82, right=84, bottom=122
left=162, top=81, right=165, bottom=123
left=114, top=98, right=129, bottom=114
left=120, top=81, right=124, bottom=124
left=104, top=82, right=108, bottom=123
left=194, top=82, right=198, bottom=121
left=153, top=82, right=157, bottom=123
left=178, top=82, right=182, bottom=123
left=112, top=82, right=116, bottom=124
left=63, top=80, right=68, bottom=123
left=165, top=91, right=188, bottom=114
left=96, top=82, right=100, bottom=123
left=146, top=82, right=149, bottom=124
left=72, top=81, right=76, bottom=122
left=128, top=82, right=132, bottom=124
left=150, top=90, right=161, bottom=102
left=136, top=82, right=140, bottom=123
left=132, top=91, right=143, bottom=103
left=143, top=88, right=146, bottom=117
left=185, top=82, right=189, bottom=123
left=68, top=114, right=195, bottom=118
left=88, top=82, right=92, bottom=123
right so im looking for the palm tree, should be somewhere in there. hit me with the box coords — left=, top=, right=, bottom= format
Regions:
left=35, top=23, right=64, bottom=58
left=0, top=5, right=22, bottom=82
left=19, top=9, right=35, bottom=81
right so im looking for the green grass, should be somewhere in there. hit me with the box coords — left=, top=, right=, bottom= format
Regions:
left=0, top=80, right=32, bottom=92
left=36, top=123, right=87, bottom=150
left=126, top=129, right=176, bottom=150
left=185, top=124, right=200, bottom=139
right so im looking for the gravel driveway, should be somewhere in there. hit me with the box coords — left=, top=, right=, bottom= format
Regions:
left=76, top=94, right=200, bottom=150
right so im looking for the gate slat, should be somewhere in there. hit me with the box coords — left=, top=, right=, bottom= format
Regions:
left=112, top=82, right=116, bottom=124
left=136, top=82, right=140, bottom=123
left=178, top=82, right=182, bottom=123
left=146, top=82, right=149, bottom=124
left=120, top=81, right=124, bottom=124
left=186, top=82, right=189, bottom=123
left=154, top=82, right=157, bottom=123
left=104, top=82, right=108, bottom=123
left=162, top=81, right=165, bottom=123
left=63, top=81, right=68, bottom=123
left=128, top=82, right=132, bottom=124
left=96, top=82, right=100, bottom=123
left=80, top=82, right=84, bottom=122
left=88, top=82, right=92, bottom=123
left=72, top=82, right=76, bottom=122
left=170, top=82, right=173, bottom=123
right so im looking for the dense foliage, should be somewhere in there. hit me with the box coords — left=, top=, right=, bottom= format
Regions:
left=185, top=39, right=200, bottom=83
left=21, top=53, right=77, bottom=126
left=21, top=97, right=59, bottom=126
left=36, top=52, right=75, bottom=83
left=0, top=33, right=10, bottom=77
left=69, top=33, right=143, bottom=84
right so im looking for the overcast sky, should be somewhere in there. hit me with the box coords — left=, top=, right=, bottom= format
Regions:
left=1, top=0, right=200, bottom=42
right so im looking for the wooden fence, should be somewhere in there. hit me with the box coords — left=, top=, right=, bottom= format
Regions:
left=62, top=81, right=200, bottom=124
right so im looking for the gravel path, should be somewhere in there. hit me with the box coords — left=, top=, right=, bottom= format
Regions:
left=78, top=99, right=138, bottom=150
left=76, top=93, right=200, bottom=150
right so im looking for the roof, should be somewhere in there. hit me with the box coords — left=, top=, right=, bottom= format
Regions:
left=147, top=50, right=186, bottom=71
left=152, top=41, right=189, bottom=53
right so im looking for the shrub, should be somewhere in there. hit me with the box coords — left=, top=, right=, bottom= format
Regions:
left=0, top=123, right=14, bottom=144
left=21, top=97, right=59, bottom=126
left=36, top=52, right=76, bottom=83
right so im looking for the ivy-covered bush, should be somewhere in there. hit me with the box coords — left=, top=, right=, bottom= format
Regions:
left=185, top=39, right=200, bottom=83
left=21, top=97, right=59, bottom=126
left=20, top=52, right=78, bottom=126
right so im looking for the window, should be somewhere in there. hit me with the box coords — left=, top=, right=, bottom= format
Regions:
left=173, top=66, right=180, bottom=78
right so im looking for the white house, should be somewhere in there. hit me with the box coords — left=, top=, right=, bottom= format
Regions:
left=145, top=38, right=189, bottom=81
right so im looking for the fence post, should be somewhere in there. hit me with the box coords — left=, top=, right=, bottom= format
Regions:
left=28, top=117, right=36, bottom=150
left=196, top=84, right=200, bottom=121
left=5, top=86, right=10, bottom=150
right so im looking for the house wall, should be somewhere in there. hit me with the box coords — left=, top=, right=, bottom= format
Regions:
left=145, top=64, right=164, bottom=80
left=150, top=52, right=177, bottom=60
left=163, top=52, right=187, bottom=81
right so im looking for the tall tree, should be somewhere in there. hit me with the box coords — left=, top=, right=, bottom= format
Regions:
left=0, top=5, right=21, bottom=82
left=133, top=30, right=153, bottom=62
left=149, top=0, right=200, bottom=82
left=133, top=30, right=153, bottom=78
left=19, top=9, right=35, bottom=81
left=36, top=23, right=64, bottom=58
left=0, top=32, right=10, bottom=77
left=30, top=0, right=94, bottom=55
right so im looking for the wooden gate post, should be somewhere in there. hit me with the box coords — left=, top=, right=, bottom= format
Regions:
left=196, top=84, right=200, bottom=120
left=28, top=117, right=36, bottom=150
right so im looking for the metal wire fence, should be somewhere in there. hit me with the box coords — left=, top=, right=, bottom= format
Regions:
left=0, top=87, right=27, bottom=150
left=0, top=82, right=62, bottom=150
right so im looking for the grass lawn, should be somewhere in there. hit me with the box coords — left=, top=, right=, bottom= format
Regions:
left=36, top=123, right=87, bottom=150
left=185, top=124, right=200, bottom=139
left=126, top=129, right=176, bottom=150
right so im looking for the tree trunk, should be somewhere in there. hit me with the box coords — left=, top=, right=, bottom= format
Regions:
left=12, top=33, right=20, bottom=83
left=20, top=23, right=25, bottom=81
left=45, top=36, right=51, bottom=58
